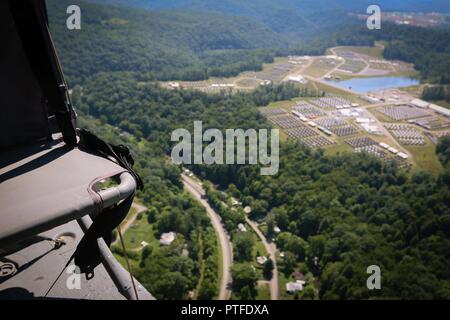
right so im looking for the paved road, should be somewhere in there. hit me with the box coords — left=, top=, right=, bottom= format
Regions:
left=182, top=174, right=233, bottom=300
left=245, top=217, right=279, bottom=300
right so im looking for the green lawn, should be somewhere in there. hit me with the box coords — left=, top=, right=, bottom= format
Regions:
left=122, top=217, right=158, bottom=251
left=405, top=142, right=443, bottom=176
left=118, top=206, right=137, bottom=229
left=324, top=141, right=353, bottom=156
left=336, top=46, right=384, bottom=59
left=303, top=61, right=334, bottom=78
left=256, top=282, right=271, bottom=300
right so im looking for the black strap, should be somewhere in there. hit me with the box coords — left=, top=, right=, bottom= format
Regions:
left=78, top=129, right=144, bottom=190
left=69, top=130, right=144, bottom=277
left=72, top=193, right=135, bottom=278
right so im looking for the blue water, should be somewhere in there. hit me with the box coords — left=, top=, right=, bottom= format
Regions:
left=325, top=76, right=420, bottom=93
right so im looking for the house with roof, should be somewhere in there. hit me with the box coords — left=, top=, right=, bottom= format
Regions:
left=160, top=232, right=176, bottom=246
left=286, top=280, right=306, bottom=293
left=256, top=256, right=268, bottom=265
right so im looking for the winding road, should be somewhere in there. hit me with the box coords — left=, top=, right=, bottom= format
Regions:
left=182, top=174, right=233, bottom=300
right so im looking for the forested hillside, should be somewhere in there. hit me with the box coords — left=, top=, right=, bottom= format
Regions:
left=50, top=0, right=450, bottom=89
left=48, top=0, right=286, bottom=85
left=87, top=0, right=352, bottom=36
left=87, top=0, right=450, bottom=23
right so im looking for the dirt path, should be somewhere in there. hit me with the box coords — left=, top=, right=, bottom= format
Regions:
left=182, top=174, right=233, bottom=300
left=245, top=217, right=279, bottom=300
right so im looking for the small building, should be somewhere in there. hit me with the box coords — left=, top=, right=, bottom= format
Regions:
left=140, top=241, right=149, bottom=248
left=287, top=75, right=306, bottom=84
left=168, top=81, right=180, bottom=89
left=160, top=232, right=176, bottom=246
left=273, top=226, right=281, bottom=234
left=256, top=256, right=268, bottom=265
left=388, top=147, right=399, bottom=154
left=286, top=280, right=306, bottom=293
left=397, top=152, right=409, bottom=159
left=238, top=223, right=247, bottom=232
left=356, top=117, right=371, bottom=124
left=231, top=197, right=242, bottom=207
left=410, top=99, right=429, bottom=109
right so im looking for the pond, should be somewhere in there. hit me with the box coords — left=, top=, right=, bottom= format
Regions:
left=325, top=76, right=420, bottom=93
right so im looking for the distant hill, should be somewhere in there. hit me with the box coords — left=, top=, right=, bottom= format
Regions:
left=86, top=0, right=450, bottom=26
left=89, top=0, right=450, bottom=13
left=85, top=0, right=354, bottom=36
left=47, top=0, right=290, bottom=85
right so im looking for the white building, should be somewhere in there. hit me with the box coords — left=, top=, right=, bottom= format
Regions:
left=430, top=104, right=450, bottom=117
left=388, top=147, right=399, bottom=154
left=356, top=117, right=371, bottom=124
left=256, top=256, right=268, bottom=265
left=168, top=82, right=180, bottom=89
left=287, top=75, right=306, bottom=84
left=160, top=232, right=176, bottom=246
left=286, top=280, right=306, bottom=293
left=410, top=99, right=429, bottom=109
left=397, top=152, right=409, bottom=159
left=238, top=223, right=247, bottom=232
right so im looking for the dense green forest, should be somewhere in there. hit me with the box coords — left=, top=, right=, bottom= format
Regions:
left=422, top=85, right=450, bottom=103
left=48, top=0, right=450, bottom=299
left=193, top=143, right=450, bottom=299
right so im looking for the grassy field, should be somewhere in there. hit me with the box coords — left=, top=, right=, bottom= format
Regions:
left=118, top=206, right=138, bottom=229
left=256, top=282, right=271, bottom=300
left=405, top=141, right=443, bottom=176
left=324, top=140, right=353, bottom=156
left=122, top=216, right=158, bottom=252
left=335, top=46, right=384, bottom=59
left=303, top=60, right=334, bottom=78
